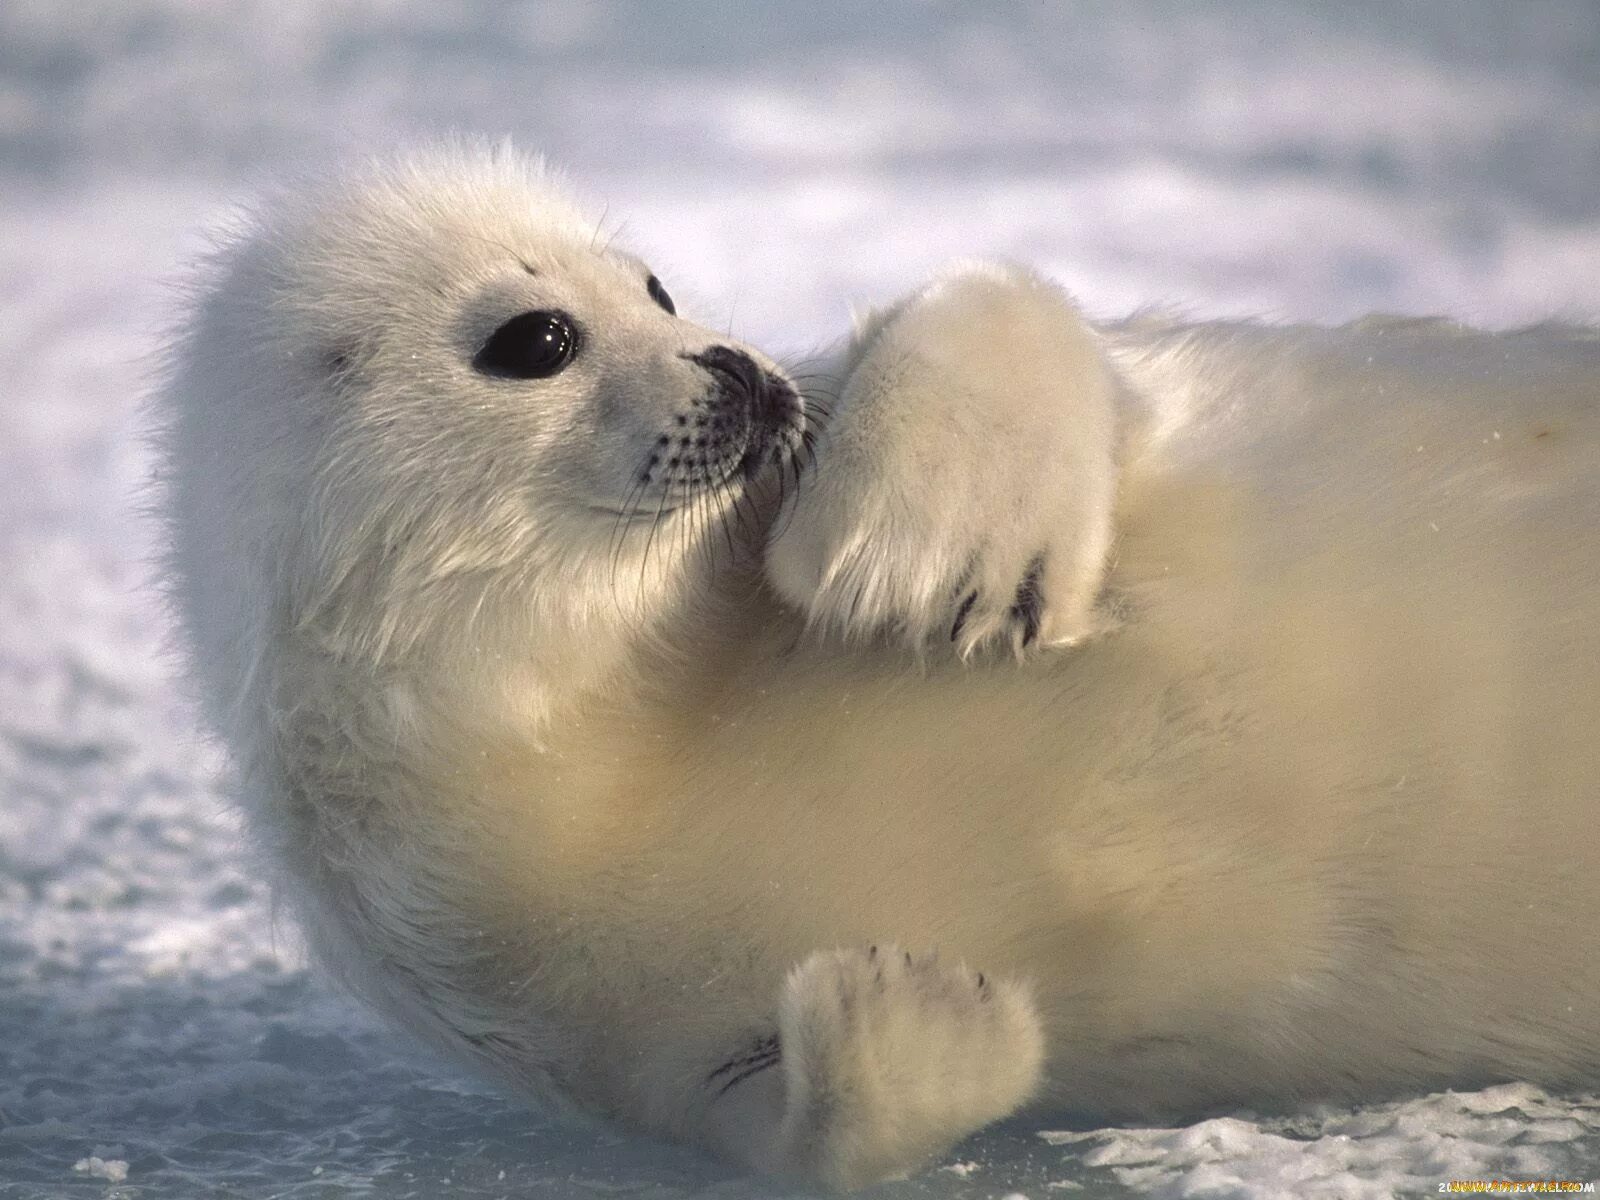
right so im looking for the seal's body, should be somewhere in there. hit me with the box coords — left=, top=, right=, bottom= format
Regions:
left=157, top=144, right=1600, bottom=1190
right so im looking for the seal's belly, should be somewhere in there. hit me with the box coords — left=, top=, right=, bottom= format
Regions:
left=621, top=320, right=1600, bottom=1110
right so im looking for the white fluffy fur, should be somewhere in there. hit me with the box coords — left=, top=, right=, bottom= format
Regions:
left=157, top=142, right=1600, bottom=1192
left=767, top=262, right=1123, bottom=657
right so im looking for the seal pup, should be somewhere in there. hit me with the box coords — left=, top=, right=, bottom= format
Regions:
left=157, top=143, right=1038, bottom=1189
left=157, top=141, right=1600, bottom=1191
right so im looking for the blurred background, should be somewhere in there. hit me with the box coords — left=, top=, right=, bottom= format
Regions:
left=2, top=3, right=1598, bottom=1196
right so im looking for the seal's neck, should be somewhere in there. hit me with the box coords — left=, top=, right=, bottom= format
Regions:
left=278, top=498, right=777, bottom=771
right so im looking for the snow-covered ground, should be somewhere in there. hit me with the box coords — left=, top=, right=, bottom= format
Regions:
left=3, top=2, right=1599, bottom=1196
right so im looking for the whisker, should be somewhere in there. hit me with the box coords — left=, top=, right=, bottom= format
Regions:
left=732, top=474, right=764, bottom=551
left=705, top=455, right=746, bottom=556
left=608, top=469, right=647, bottom=561
left=776, top=351, right=837, bottom=372
left=701, top=464, right=735, bottom=569
left=637, top=470, right=675, bottom=609
left=459, top=231, right=538, bottom=275
left=600, top=218, right=631, bottom=257
left=689, top=475, right=715, bottom=572
left=608, top=463, right=654, bottom=608
left=769, top=489, right=803, bottom=547
left=714, top=507, right=736, bottom=562
left=674, top=468, right=698, bottom=574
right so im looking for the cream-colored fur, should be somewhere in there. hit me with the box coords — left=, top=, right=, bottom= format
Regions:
left=767, top=263, right=1123, bottom=658
left=156, top=142, right=1600, bottom=1192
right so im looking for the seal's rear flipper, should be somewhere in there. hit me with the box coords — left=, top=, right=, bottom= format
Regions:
left=705, top=944, right=1043, bottom=1191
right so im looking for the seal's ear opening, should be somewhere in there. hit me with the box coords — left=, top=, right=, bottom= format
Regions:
left=322, top=345, right=358, bottom=389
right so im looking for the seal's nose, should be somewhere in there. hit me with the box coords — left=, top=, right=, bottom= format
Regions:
left=691, top=345, right=763, bottom=397
left=685, top=346, right=797, bottom=429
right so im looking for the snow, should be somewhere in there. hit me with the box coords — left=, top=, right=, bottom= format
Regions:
left=2, top=1, right=1599, bottom=1196
left=72, top=1157, right=129, bottom=1184
left=1041, top=1086, right=1600, bottom=1198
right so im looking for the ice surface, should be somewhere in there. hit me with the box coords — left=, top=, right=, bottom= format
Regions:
left=2, top=2, right=1599, bottom=1196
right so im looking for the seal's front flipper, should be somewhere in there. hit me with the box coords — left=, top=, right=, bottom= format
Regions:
left=766, top=263, right=1124, bottom=661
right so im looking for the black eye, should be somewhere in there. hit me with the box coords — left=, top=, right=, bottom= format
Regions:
left=473, top=311, right=579, bottom=379
left=646, top=275, right=676, bottom=316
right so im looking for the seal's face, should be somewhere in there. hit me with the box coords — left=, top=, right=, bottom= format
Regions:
left=211, top=149, right=806, bottom=627
left=452, top=243, right=804, bottom=527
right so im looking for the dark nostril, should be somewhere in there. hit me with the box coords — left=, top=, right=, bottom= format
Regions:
left=754, top=373, right=796, bottom=427
left=683, top=346, right=794, bottom=426
left=686, top=346, right=762, bottom=397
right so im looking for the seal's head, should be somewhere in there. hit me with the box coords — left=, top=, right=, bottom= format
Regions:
left=161, top=142, right=804, bottom=734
